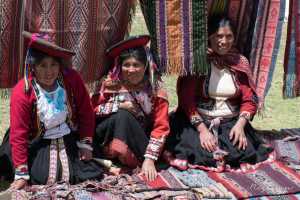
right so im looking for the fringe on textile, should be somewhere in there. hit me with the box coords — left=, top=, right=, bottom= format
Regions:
left=125, top=0, right=138, bottom=38
left=140, top=0, right=209, bottom=76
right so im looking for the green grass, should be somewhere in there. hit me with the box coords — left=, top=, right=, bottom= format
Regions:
left=0, top=94, right=9, bottom=142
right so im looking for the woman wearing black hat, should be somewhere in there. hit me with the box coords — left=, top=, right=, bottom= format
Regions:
left=0, top=31, right=102, bottom=190
left=92, top=35, right=170, bottom=181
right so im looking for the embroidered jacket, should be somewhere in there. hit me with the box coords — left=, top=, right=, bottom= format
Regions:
left=177, top=55, right=258, bottom=123
left=92, top=78, right=170, bottom=160
left=10, top=68, right=95, bottom=169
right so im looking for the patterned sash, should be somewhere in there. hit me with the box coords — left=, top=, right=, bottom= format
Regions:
left=47, top=138, right=70, bottom=184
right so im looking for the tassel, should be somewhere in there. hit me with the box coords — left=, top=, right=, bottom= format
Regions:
left=24, top=49, right=32, bottom=92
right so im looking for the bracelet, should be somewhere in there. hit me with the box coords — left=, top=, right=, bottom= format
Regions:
left=15, top=164, right=30, bottom=181
left=77, top=141, right=93, bottom=151
left=239, top=112, right=251, bottom=121
left=190, top=116, right=204, bottom=126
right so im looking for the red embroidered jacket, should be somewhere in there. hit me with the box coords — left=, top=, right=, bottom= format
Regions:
left=10, top=68, right=95, bottom=168
left=177, top=55, right=258, bottom=122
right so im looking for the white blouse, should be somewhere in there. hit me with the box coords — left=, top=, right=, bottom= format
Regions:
left=198, top=64, right=238, bottom=118
left=35, top=81, right=70, bottom=139
left=208, top=63, right=236, bottom=99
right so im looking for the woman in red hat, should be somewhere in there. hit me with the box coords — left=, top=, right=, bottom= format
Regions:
left=0, top=31, right=102, bottom=190
left=165, top=16, right=273, bottom=171
left=92, top=35, right=170, bottom=181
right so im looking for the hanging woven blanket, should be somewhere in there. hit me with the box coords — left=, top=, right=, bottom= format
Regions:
left=139, top=0, right=209, bottom=76
left=283, top=0, right=300, bottom=98
left=0, top=0, right=135, bottom=89
left=250, top=0, right=286, bottom=108
left=0, top=0, right=24, bottom=88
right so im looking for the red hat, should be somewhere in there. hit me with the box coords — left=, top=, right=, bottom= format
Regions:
left=106, top=35, right=150, bottom=59
left=23, top=31, right=75, bottom=92
left=23, top=31, right=75, bottom=59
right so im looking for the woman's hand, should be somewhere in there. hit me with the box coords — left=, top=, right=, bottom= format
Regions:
left=199, top=130, right=218, bottom=152
left=119, top=101, right=138, bottom=115
left=197, top=123, right=217, bottom=152
left=141, top=158, right=157, bottom=182
left=79, top=148, right=93, bottom=161
left=229, top=118, right=247, bottom=150
left=10, top=179, right=27, bottom=190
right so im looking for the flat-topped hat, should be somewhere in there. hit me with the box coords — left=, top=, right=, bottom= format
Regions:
left=23, top=31, right=75, bottom=59
left=106, top=35, right=150, bottom=59
left=23, top=31, right=76, bottom=91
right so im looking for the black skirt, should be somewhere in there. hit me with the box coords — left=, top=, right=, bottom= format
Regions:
left=94, top=109, right=151, bottom=166
left=0, top=129, right=103, bottom=184
left=166, top=111, right=273, bottom=168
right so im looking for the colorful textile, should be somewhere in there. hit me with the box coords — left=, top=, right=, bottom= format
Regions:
left=140, top=0, right=209, bottom=75
left=283, top=0, right=300, bottom=98
left=168, top=167, right=235, bottom=199
left=10, top=170, right=206, bottom=200
left=0, top=0, right=135, bottom=89
left=257, top=128, right=300, bottom=172
left=281, top=128, right=300, bottom=136
left=11, top=182, right=92, bottom=200
left=209, top=161, right=300, bottom=199
left=9, top=161, right=300, bottom=199
left=0, top=0, right=24, bottom=88
left=272, top=138, right=300, bottom=170
left=250, top=0, right=286, bottom=108
left=271, top=128, right=300, bottom=171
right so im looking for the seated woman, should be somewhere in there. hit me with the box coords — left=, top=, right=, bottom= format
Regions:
left=92, top=35, right=170, bottom=181
left=0, top=31, right=102, bottom=189
left=166, top=16, right=273, bottom=171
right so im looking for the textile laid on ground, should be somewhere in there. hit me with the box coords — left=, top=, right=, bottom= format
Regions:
left=10, top=169, right=231, bottom=200
left=270, top=128, right=300, bottom=171
left=168, top=167, right=235, bottom=199
left=139, top=0, right=209, bottom=75
left=0, top=0, right=135, bottom=89
left=259, top=129, right=300, bottom=167
left=5, top=129, right=300, bottom=200
left=283, top=0, right=300, bottom=98
left=207, top=0, right=286, bottom=109
left=208, top=161, right=300, bottom=199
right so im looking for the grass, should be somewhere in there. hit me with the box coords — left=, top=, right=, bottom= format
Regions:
left=0, top=92, right=10, bottom=142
